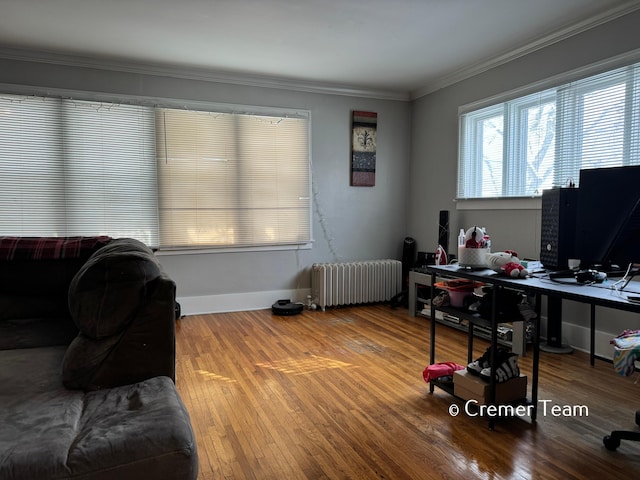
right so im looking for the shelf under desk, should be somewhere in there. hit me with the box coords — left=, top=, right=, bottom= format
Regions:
left=422, top=265, right=640, bottom=365
left=424, top=265, right=542, bottom=427
left=423, top=264, right=640, bottom=428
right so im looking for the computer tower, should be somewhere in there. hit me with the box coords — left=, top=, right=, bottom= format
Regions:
left=540, top=188, right=579, bottom=270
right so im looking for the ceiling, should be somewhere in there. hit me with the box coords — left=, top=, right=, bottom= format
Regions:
left=1, top=0, right=639, bottom=99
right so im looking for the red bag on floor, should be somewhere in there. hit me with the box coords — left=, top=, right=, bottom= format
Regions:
left=423, top=362, right=465, bottom=383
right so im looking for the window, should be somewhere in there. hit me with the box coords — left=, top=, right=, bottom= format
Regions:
left=0, top=95, right=158, bottom=243
left=0, top=93, right=312, bottom=250
left=458, top=61, right=640, bottom=199
left=155, top=108, right=311, bottom=249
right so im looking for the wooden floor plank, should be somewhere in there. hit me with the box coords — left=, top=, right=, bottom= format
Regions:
left=176, top=305, right=640, bottom=479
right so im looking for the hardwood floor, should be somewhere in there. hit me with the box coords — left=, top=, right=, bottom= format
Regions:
left=175, top=304, right=640, bottom=479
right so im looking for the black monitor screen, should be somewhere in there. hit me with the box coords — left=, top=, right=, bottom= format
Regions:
left=575, top=165, right=640, bottom=272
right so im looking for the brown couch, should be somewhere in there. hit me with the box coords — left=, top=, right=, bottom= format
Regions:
left=0, top=236, right=198, bottom=480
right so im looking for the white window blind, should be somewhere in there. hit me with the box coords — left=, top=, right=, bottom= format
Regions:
left=156, top=108, right=311, bottom=249
left=62, top=100, right=158, bottom=244
left=458, top=61, right=640, bottom=199
left=1, top=93, right=311, bottom=250
left=0, top=95, right=65, bottom=234
left=0, top=95, right=158, bottom=244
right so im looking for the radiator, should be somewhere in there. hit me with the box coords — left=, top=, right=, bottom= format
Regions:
left=311, top=260, right=402, bottom=310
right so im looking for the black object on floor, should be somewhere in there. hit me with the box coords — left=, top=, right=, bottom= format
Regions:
left=272, top=299, right=303, bottom=316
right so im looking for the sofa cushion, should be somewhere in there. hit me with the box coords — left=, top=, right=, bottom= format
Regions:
left=68, top=238, right=162, bottom=339
left=0, top=236, right=113, bottom=349
left=1, top=346, right=85, bottom=479
left=65, top=376, right=197, bottom=480
left=0, top=347, right=198, bottom=480
left=0, top=316, right=78, bottom=350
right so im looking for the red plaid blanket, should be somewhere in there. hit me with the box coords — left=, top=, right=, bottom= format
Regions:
left=0, top=236, right=112, bottom=261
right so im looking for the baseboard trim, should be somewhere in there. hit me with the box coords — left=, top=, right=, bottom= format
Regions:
left=559, top=321, right=615, bottom=361
left=178, top=289, right=311, bottom=315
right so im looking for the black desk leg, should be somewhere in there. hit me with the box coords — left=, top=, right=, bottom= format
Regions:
left=487, top=285, right=499, bottom=430
left=531, top=293, right=542, bottom=422
left=429, top=272, right=436, bottom=393
left=590, top=303, right=596, bottom=366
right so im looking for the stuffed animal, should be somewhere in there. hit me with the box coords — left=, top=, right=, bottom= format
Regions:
left=485, top=250, right=529, bottom=278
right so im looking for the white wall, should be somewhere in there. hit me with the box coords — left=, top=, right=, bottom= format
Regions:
left=0, top=58, right=411, bottom=313
left=409, top=9, right=640, bottom=358
left=3, top=10, right=639, bottom=355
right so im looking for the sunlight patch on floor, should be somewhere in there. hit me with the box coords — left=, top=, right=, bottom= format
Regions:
left=195, top=369, right=238, bottom=383
left=256, top=355, right=358, bottom=375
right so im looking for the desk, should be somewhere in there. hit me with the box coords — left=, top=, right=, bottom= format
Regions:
left=423, top=265, right=640, bottom=425
left=418, top=266, right=640, bottom=363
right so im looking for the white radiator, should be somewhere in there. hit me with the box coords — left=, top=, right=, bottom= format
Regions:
left=311, top=260, right=402, bottom=310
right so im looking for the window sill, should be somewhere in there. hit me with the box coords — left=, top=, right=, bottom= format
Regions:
left=455, top=197, right=542, bottom=211
left=155, top=242, right=313, bottom=256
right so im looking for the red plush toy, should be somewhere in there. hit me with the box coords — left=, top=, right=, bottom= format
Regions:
left=485, top=250, right=529, bottom=278
left=502, top=261, right=526, bottom=277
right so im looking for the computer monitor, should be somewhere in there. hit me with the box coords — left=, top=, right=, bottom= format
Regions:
left=575, top=165, right=640, bottom=274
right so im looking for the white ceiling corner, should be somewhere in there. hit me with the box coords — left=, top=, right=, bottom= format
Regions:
left=0, top=0, right=638, bottom=100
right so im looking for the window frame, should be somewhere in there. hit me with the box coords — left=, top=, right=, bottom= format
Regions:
left=0, top=86, right=314, bottom=253
left=457, top=52, right=640, bottom=202
left=155, top=106, right=313, bottom=252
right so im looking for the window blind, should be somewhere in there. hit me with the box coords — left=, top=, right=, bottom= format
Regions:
left=0, top=95, right=65, bottom=234
left=1, top=92, right=311, bottom=250
left=458, top=60, right=640, bottom=199
left=555, top=66, right=639, bottom=185
left=62, top=99, right=158, bottom=244
left=0, top=95, right=158, bottom=244
left=156, top=108, right=311, bottom=249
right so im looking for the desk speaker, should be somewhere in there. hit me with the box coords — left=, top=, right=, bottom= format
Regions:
left=540, top=188, right=579, bottom=270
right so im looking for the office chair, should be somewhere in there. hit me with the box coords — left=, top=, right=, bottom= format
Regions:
left=603, top=410, right=640, bottom=450
left=603, top=332, right=640, bottom=451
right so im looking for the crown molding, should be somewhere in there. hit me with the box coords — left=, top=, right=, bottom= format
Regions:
left=0, top=47, right=410, bottom=102
left=2, top=1, right=638, bottom=104
left=410, top=0, right=640, bottom=100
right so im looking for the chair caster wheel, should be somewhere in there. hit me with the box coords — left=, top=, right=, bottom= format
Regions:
left=603, top=435, right=620, bottom=451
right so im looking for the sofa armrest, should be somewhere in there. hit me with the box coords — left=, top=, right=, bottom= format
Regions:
left=63, top=239, right=177, bottom=391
